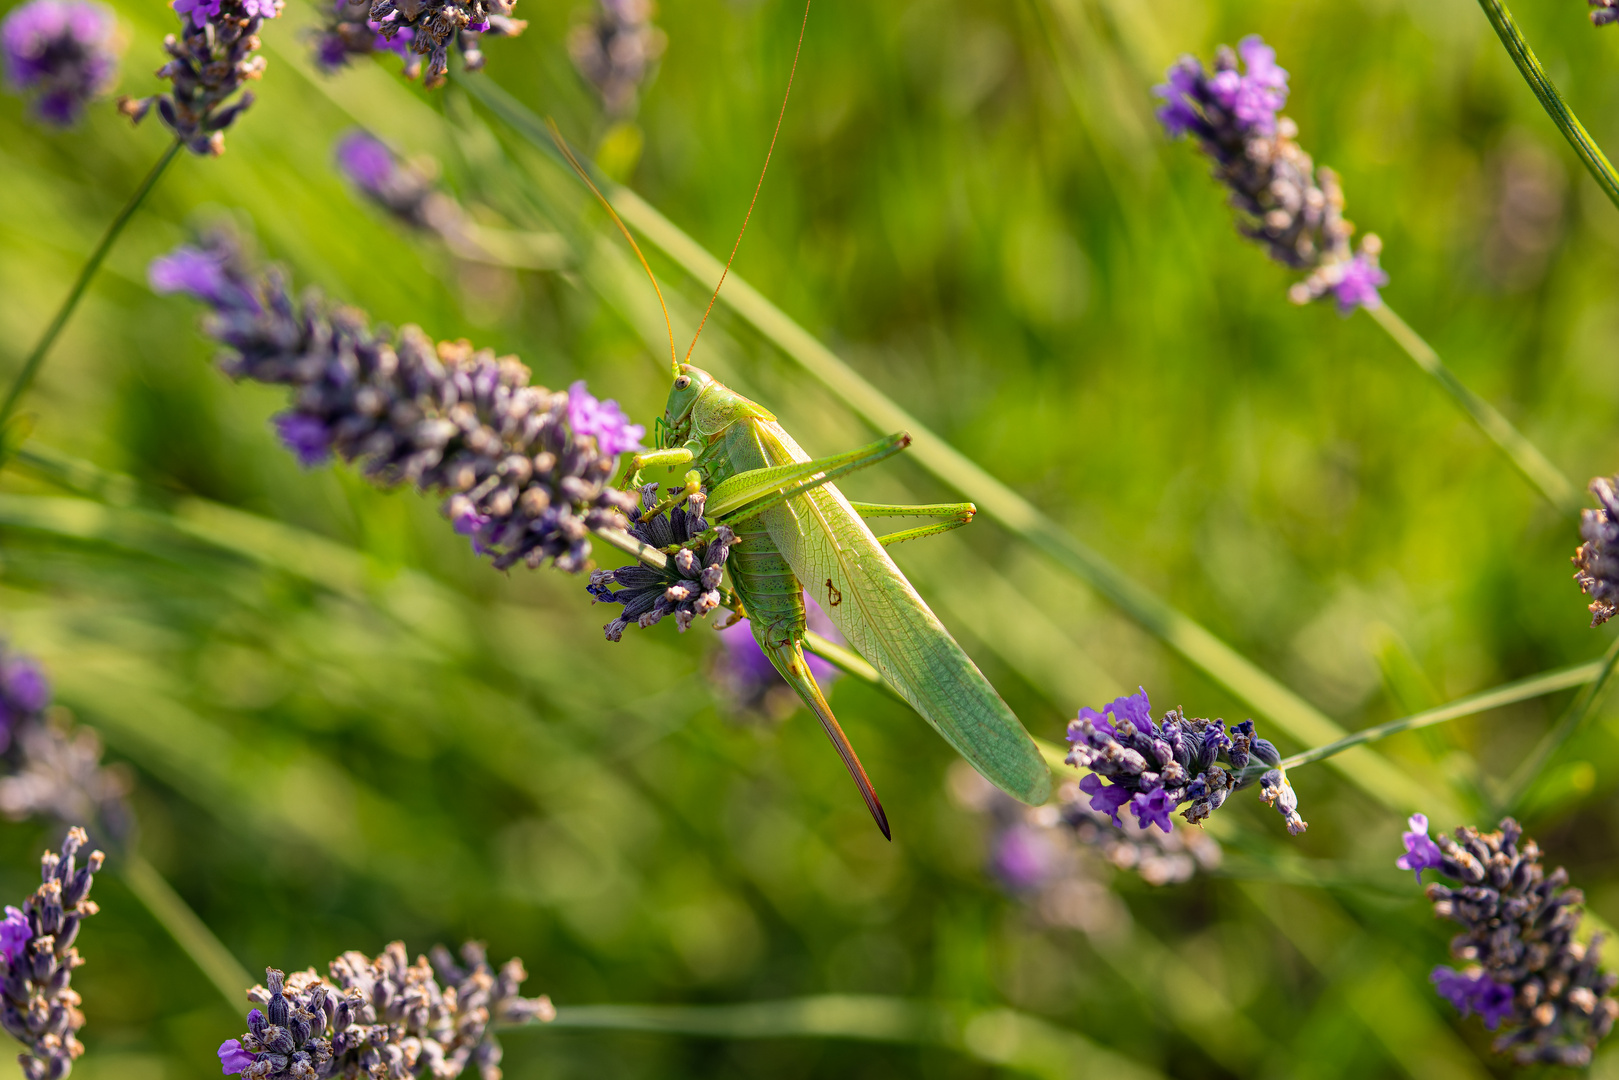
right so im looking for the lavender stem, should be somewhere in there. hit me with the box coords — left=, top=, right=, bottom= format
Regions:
left=1365, top=302, right=1579, bottom=514
left=1475, top=0, right=1619, bottom=210
left=0, top=137, right=184, bottom=454
left=1280, top=658, right=1606, bottom=771
left=1499, top=632, right=1619, bottom=810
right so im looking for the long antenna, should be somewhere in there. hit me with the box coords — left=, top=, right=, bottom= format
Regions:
left=546, top=118, right=680, bottom=379
left=684, top=0, right=813, bottom=365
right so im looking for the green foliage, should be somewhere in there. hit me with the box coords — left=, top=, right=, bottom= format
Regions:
left=6, top=0, right=1619, bottom=1076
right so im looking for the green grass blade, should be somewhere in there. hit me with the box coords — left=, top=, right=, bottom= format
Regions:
left=539, top=996, right=1165, bottom=1080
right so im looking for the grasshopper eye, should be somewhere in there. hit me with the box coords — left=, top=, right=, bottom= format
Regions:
left=674, top=375, right=691, bottom=390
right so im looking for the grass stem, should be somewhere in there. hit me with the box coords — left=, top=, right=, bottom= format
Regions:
left=1280, top=659, right=1604, bottom=770
left=1475, top=0, right=1619, bottom=213
left=120, top=852, right=249, bottom=1011
left=1365, top=303, right=1579, bottom=514
left=0, top=138, right=183, bottom=454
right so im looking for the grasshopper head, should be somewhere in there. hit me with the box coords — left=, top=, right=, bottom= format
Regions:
left=660, top=364, right=718, bottom=448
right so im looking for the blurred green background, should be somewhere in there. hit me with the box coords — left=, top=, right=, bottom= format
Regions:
left=6, top=0, right=1619, bottom=1075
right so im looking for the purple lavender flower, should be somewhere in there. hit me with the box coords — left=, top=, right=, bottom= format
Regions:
left=308, top=0, right=425, bottom=79
left=2, top=829, right=103, bottom=1080
left=567, top=380, right=645, bottom=456
left=216, top=1038, right=253, bottom=1075
left=0, top=906, right=30, bottom=964
left=1065, top=688, right=1303, bottom=835
left=148, top=245, right=247, bottom=308
left=1077, top=771, right=1130, bottom=827
left=171, top=0, right=222, bottom=28
left=1130, top=788, right=1175, bottom=834
left=1156, top=36, right=1386, bottom=315
left=1411, top=817, right=1619, bottom=1065
left=1396, top=812, right=1443, bottom=882
left=272, top=413, right=332, bottom=468
left=1330, top=247, right=1389, bottom=315
left=119, top=0, right=279, bottom=155
left=1433, top=968, right=1517, bottom=1030
left=334, top=129, right=393, bottom=193
left=1, top=0, right=120, bottom=127
left=569, top=0, right=666, bottom=118
left=1573, top=475, right=1619, bottom=626
left=1593, top=0, right=1619, bottom=27
left=0, top=657, right=48, bottom=716
left=220, top=942, right=554, bottom=1078
left=153, top=230, right=640, bottom=574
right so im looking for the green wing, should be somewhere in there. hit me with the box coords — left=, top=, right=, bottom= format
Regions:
left=738, top=420, right=1051, bottom=805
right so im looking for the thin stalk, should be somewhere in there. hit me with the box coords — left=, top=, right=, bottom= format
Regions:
left=1281, top=659, right=1603, bottom=770
left=461, top=76, right=1443, bottom=819
left=1501, top=633, right=1619, bottom=809
left=1365, top=304, right=1579, bottom=514
left=0, top=138, right=184, bottom=449
left=121, top=853, right=250, bottom=1010
left=1475, top=0, right=1619, bottom=212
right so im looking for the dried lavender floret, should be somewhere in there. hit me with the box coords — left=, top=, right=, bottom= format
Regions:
left=588, top=483, right=731, bottom=640
left=217, top=940, right=555, bottom=1079
left=1592, top=0, right=1619, bottom=27
left=568, top=0, right=665, bottom=118
left=1156, top=35, right=1387, bottom=315
left=1405, top=815, right=1618, bottom=1066
left=149, top=230, right=643, bottom=573
left=1573, top=474, right=1619, bottom=626
left=1065, top=689, right=1302, bottom=835
left=1, top=0, right=120, bottom=127
left=0, top=827, right=103, bottom=1080
left=0, top=641, right=133, bottom=848
left=365, top=0, right=526, bottom=88
left=117, top=0, right=279, bottom=155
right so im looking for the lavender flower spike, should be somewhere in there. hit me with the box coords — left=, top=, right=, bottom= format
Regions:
left=1396, top=812, right=1444, bottom=882
left=0, top=827, right=104, bottom=1080
left=1, top=0, right=120, bottom=127
left=589, top=483, right=731, bottom=639
left=1593, top=0, right=1619, bottom=27
left=1064, top=689, right=1303, bottom=835
left=1573, top=474, right=1619, bottom=625
left=1412, top=817, right=1619, bottom=1065
left=0, top=640, right=133, bottom=845
left=1156, top=35, right=1387, bottom=316
left=152, top=229, right=641, bottom=574
left=220, top=940, right=554, bottom=1078
left=118, top=0, right=280, bottom=155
